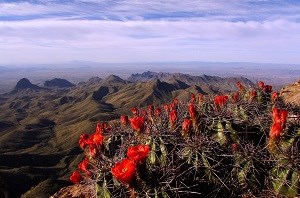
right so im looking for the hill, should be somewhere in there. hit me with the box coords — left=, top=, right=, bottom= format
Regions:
left=44, top=78, right=75, bottom=88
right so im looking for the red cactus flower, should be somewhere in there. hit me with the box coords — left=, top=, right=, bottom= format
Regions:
left=90, top=132, right=104, bottom=145
left=214, top=95, right=229, bottom=108
left=232, top=143, right=238, bottom=152
left=270, top=122, right=283, bottom=139
left=164, top=104, right=170, bottom=113
left=70, top=170, right=82, bottom=184
left=131, top=107, right=139, bottom=116
left=154, top=107, right=162, bottom=116
left=78, top=158, right=89, bottom=173
left=88, top=144, right=98, bottom=157
left=271, top=92, right=279, bottom=101
left=191, top=93, right=196, bottom=103
left=127, top=145, right=150, bottom=164
left=182, top=119, right=192, bottom=134
left=188, top=103, right=197, bottom=120
left=173, top=98, right=178, bottom=105
left=236, top=81, right=245, bottom=91
left=148, top=105, right=154, bottom=115
left=140, top=109, right=147, bottom=116
left=263, top=85, right=272, bottom=93
left=272, top=108, right=280, bottom=120
left=270, top=108, right=288, bottom=139
left=130, top=116, right=145, bottom=132
left=169, top=109, right=178, bottom=125
left=232, top=92, right=239, bottom=103
left=111, top=159, right=136, bottom=183
left=121, top=115, right=129, bottom=125
left=95, top=122, right=111, bottom=134
left=95, top=122, right=103, bottom=134
left=250, top=89, right=257, bottom=100
left=170, top=102, right=177, bottom=111
left=79, top=133, right=90, bottom=149
left=272, top=108, right=288, bottom=125
left=258, top=81, right=265, bottom=89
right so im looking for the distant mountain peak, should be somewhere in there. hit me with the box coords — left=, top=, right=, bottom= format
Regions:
left=104, top=75, right=126, bottom=83
left=14, top=78, right=41, bottom=90
left=44, top=78, right=75, bottom=88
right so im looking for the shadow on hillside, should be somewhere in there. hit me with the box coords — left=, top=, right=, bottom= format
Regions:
left=0, top=154, right=63, bottom=167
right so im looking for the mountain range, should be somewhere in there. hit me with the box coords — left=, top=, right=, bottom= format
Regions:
left=0, top=72, right=255, bottom=197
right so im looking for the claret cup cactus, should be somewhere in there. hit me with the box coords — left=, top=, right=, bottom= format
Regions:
left=67, top=81, right=299, bottom=197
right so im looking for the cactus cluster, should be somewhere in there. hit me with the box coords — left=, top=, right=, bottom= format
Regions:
left=70, top=81, right=299, bottom=197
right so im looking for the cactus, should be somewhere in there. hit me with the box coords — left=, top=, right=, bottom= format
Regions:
left=64, top=81, right=299, bottom=197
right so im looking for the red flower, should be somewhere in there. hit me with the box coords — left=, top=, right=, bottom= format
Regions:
left=169, top=110, right=178, bottom=125
left=232, top=92, right=239, bottom=103
left=90, top=132, right=104, bottom=145
left=111, top=159, right=136, bottom=183
left=121, top=115, right=129, bottom=125
left=170, top=102, right=177, bottom=111
left=191, top=93, right=196, bottom=103
left=250, top=89, right=257, bottom=100
left=140, top=109, right=147, bottom=116
left=173, top=98, right=178, bottom=105
left=95, top=123, right=103, bottom=134
left=182, top=119, right=192, bottom=135
left=78, top=158, right=89, bottom=173
left=236, top=81, right=245, bottom=91
left=127, top=145, right=150, bottom=164
left=270, top=108, right=288, bottom=139
left=154, top=107, right=162, bottom=116
left=131, top=107, right=139, bottom=116
left=271, top=92, right=279, bottom=101
left=232, top=143, right=238, bottom=152
left=88, top=144, right=98, bottom=157
left=148, top=105, right=154, bottom=115
left=130, top=116, right=145, bottom=132
left=164, top=104, right=171, bottom=114
left=70, top=170, right=82, bottom=184
left=79, top=133, right=90, bottom=149
left=214, top=95, right=229, bottom=108
left=270, top=122, right=283, bottom=139
left=272, top=108, right=288, bottom=125
left=188, top=103, right=197, bottom=120
left=263, top=85, right=272, bottom=93
left=258, top=81, right=265, bottom=89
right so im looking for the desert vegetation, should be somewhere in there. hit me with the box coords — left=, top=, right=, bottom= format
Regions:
left=54, top=81, right=300, bottom=197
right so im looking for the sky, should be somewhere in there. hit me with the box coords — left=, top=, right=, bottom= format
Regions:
left=0, top=0, right=300, bottom=64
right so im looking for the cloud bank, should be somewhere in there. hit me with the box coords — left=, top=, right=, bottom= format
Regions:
left=0, top=0, right=300, bottom=64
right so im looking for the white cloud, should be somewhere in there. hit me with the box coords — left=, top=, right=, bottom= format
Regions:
left=0, top=2, right=74, bottom=16
left=1, top=0, right=300, bottom=21
left=0, top=18, right=300, bottom=64
left=0, top=0, right=300, bottom=64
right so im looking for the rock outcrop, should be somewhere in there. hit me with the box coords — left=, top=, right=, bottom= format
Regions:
left=281, top=79, right=300, bottom=106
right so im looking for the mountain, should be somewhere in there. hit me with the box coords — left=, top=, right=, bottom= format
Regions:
left=104, top=74, right=127, bottom=84
left=14, top=78, right=42, bottom=91
left=128, top=71, right=254, bottom=93
left=5, top=78, right=47, bottom=96
left=0, top=72, right=255, bottom=197
left=44, top=78, right=75, bottom=88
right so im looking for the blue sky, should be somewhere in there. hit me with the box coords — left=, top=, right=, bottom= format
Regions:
left=0, top=0, right=300, bottom=64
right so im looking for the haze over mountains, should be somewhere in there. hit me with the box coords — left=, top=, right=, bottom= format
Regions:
left=0, top=71, right=255, bottom=197
left=0, top=61, right=299, bottom=94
